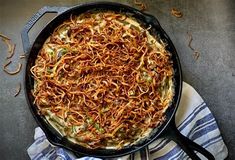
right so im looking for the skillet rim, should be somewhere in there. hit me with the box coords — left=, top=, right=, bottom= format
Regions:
left=24, top=1, right=183, bottom=158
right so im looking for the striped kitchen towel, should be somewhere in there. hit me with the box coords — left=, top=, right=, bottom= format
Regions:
left=27, top=82, right=228, bottom=160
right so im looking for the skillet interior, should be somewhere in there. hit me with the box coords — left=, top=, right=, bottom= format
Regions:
left=25, top=2, right=182, bottom=158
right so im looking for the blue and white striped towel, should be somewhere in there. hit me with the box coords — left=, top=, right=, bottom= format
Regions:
left=27, top=82, right=228, bottom=160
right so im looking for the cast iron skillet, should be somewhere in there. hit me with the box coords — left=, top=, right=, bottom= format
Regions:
left=21, top=2, right=215, bottom=160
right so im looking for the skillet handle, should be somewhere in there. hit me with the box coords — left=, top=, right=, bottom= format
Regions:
left=162, top=119, right=215, bottom=160
left=21, top=6, right=69, bottom=53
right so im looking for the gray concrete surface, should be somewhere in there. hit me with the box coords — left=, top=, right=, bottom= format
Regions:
left=0, top=0, right=234, bottom=159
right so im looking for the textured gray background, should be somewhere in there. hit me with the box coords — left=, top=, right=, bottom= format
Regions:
left=0, top=0, right=234, bottom=159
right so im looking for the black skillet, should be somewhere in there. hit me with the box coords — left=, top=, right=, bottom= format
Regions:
left=21, top=2, right=215, bottom=160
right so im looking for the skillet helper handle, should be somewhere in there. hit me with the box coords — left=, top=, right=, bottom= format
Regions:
left=163, top=119, right=215, bottom=160
left=21, top=6, right=69, bottom=53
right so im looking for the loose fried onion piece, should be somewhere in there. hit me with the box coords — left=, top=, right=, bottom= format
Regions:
left=2, top=38, right=12, bottom=53
left=187, top=32, right=200, bottom=60
left=0, top=33, right=11, bottom=40
left=187, top=31, right=194, bottom=51
left=31, top=11, right=174, bottom=149
left=0, top=34, right=16, bottom=59
left=3, top=62, right=22, bottom=75
left=7, top=43, right=16, bottom=59
left=3, top=60, right=12, bottom=68
left=14, top=83, right=21, bottom=97
left=193, top=51, right=200, bottom=60
left=134, top=0, right=146, bottom=11
left=171, top=8, right=183, bottom=18
left=19, top=54, right=26, bottom=59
